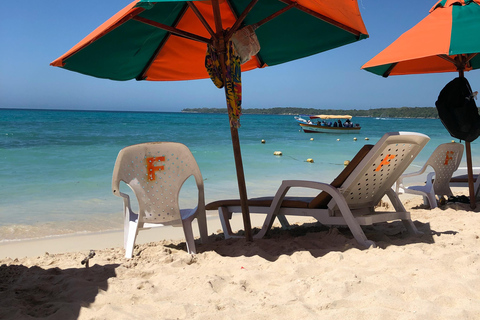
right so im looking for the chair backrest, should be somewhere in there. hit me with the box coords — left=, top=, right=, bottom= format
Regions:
left=425, top=142, right=464, bottom=196
left=315, top=132, right=430, bottom=210
left=112, top=142, right=204, bottom=224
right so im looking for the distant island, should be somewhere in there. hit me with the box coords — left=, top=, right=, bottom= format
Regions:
left=182, top=107, right=439, bottom=119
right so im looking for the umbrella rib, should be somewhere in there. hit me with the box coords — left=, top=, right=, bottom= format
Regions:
left=382, top=62, right=397, bottom=78
left=222, top=0, right=266, bottom=68
left=132, top=16, right=212, bottom=44
left=250, top=3, right=294, bottom=30
left=438, top=54, right=457, bottom=65
left=225, top=0, right=259, bottom=40
left=278, top=0, right=363, bottom=37
left=187, top=1, right=216, bottom=39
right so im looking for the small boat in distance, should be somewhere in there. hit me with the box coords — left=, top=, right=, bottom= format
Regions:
left=295, top=114, right=361, bottom=133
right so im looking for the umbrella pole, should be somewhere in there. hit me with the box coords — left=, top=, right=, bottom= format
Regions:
left=458, top=65, right=476, bottom=209
left=212, top=0, right=252, bottom=240
left=465, top=141, right=476, bottom=209
left=230, top=125, right=253, bottom=241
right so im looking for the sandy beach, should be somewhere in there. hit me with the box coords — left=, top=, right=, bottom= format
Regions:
left=1, top=190, right=480, bottom=320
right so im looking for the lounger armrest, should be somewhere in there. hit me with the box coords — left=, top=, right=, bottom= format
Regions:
left=271, top=180, right=346, bottom=212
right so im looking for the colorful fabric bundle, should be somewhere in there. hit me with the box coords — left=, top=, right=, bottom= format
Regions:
left=205, top=40, right=242, bottom=128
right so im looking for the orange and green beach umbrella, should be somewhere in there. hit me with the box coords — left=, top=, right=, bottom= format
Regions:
left=51, top=0, right=369, bottom=240
left=362, top=0, right=480, bottom=209
left=362, top=0, right=480, bottom=77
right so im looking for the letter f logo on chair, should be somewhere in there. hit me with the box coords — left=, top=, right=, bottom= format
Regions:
left=444, top=151, right=454, bottom=165
left=147, top=156, right=165, bottom=181
left=375, top=154, right=396, bottom=172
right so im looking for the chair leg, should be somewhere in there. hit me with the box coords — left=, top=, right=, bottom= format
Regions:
left=182, top=219, right=196, bottom=254
left=427, top=190, right=438, bottom=209
left=125, top=220, right=139, bottom=259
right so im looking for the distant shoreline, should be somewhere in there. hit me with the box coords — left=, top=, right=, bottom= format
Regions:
left=181, top=107, right=440, bottom=119
left=1, top=107, right=440, bottom=119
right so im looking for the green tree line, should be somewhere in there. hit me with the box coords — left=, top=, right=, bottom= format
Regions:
left=182, top=107, right=440, bottom=118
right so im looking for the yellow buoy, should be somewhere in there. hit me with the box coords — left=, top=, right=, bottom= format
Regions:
left=310, top=138, right=314, bottom=141
left=306, top=158, right=314, bottom=163
left=452, top=140, right=455, bottom=143
left=261, top=139, right=265, bottom=144
left=337, top=138, right=340, bottom=141
left=273, top=151, right=282, bottom=156
left=365, top=137, right=369, bottom=140
left=353, top=137, right=357, bottom=141
left=344, top=160, right=350, bottom=167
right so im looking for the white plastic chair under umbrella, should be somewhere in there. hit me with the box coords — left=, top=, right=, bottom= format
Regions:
left=112, top=142, right=208, bottom=258
left=396, top=142, right=464, bottom=208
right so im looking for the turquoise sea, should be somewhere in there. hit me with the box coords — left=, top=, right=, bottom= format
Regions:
left=1, top=109, right=479, bottom=242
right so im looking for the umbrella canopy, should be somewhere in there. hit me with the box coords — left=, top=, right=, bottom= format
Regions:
left=51, top=0, right=368, bottom=80
left=361, top=0, right=480, bottom=209
left=362, top=0, right=480, bottom=77
left=51, top=0, right=369, bottom=239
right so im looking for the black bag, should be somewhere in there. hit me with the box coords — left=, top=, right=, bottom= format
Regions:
left=435, top=77, right=480, bottom=142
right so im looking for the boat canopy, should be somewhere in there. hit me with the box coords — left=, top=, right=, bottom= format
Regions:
left=309, top=115, right=352, bottom=120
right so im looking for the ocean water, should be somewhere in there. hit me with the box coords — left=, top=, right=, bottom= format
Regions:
left=1, top=109, right=478, bottom=242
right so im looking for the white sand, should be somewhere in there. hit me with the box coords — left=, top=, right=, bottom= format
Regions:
left=1, top=191, right=480, bottom=319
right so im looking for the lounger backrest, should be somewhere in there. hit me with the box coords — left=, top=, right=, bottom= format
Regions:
left=341, top=132, right=429, bottom=209
left=426, top=142, right=464, bottom=196
left=309, top=144, right=374, bottom=208
left=112, top=142, right=204, bottom=224
left=311, top=132, right=430, bottom=210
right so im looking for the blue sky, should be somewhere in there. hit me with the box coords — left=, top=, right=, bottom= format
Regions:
left=1, top=1, right=479, bottom=112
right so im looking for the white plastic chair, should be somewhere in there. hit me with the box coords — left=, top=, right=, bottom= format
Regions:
left=112, top=142, right=208, bottom=258
left=396, top=142, right=464, bottom=208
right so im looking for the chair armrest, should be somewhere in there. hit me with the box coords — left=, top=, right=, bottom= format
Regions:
left=396, top=165, right=430, bottom=193
left=399, top=166, right=428, bottom=179
left=425, top=171, right=435, bottom=189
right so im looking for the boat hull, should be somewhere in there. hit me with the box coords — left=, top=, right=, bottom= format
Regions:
left=299, top=123, right=361, bottom=133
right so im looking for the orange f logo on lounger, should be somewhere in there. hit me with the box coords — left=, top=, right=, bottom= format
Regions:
left=146, top=156, right=165, bottom=181
left=444, top=151, right=454, bottom=165
left=375, top=154, right=396, bottom=171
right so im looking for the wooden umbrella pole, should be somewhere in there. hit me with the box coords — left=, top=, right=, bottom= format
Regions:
left=465, top=141, right=476, bottom=209
left=229, top=125, right=253, bottom=241
left=457, top=62, right=476, bottom=209
left=212, top=0, right=253, bottom=241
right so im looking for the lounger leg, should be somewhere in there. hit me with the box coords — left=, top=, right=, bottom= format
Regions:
left=386, top=188, right=423, bottom=236
left=219, top=207, right=235, bottom=239
left=196, top=208, right=208, bottom=244
left=336, top=205, right=376, bottom=248
left=277, top=214, right=290, bottom=229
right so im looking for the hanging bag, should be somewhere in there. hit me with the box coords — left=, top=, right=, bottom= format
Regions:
left=435, top=77, right=480, bottom=142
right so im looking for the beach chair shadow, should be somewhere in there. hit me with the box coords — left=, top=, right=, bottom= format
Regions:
left=396, top=142, right=464, bottom=208
left=181, top=219, right=436, bottom=261
left=206, top=132, right=430, bottom=250
left=112, top=142, right=208, bottom=259
left=0, top=263, right=119, bottom=319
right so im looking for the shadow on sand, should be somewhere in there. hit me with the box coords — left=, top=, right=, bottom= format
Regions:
left=164, top=219, right=442, bottom=262
left=0, top=263, right=119, bottom=319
